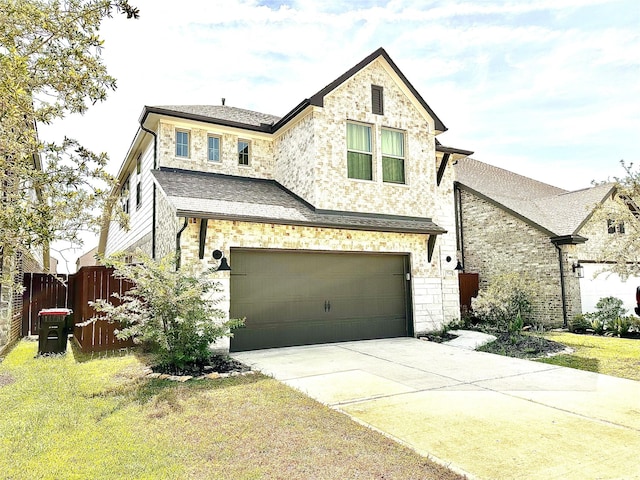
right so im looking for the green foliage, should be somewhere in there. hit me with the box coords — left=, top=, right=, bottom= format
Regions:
left=584, top=296, right=631, bottom=336
left=471, top=273, right=536, bottom=332
left=569, top=314, right=590, bottom=333
left=589, top=317, right=606, bottom=335
left=607, top=316, right=633, bottom=337
left=590, top=160, right=640, bottom=280
left=0, top=0, right=137, bottom=285
left=89, top=252, right=244, bottom=370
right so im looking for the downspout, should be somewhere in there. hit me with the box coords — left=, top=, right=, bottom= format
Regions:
left=139, top=121, right=158, bottom=259
left=175, top=217, right=188, bottom=270
left=454, top=184, right=465, bottom=268
left=554, top=243, right=568, bottom=328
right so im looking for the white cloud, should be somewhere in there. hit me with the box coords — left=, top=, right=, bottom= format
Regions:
left=36, top=0, right=639, bottom=268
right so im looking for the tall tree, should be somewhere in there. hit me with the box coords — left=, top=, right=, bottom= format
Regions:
left=591, top=160, right=640, bottom=279
left=0, top=0, right=138, bottom=277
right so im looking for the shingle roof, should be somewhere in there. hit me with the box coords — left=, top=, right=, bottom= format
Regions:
left=152, top=168, right=446, bottom=234
left=148, top=105, right=281, bottom=130
left=141, top=48, right=448, bottom=134
left=455, top=158, right=614, bottom=236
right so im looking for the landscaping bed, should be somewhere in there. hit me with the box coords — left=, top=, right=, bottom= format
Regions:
left=477, top=332, right=567, bottom=358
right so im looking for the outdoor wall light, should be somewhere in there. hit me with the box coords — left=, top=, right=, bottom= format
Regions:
left=212, top=249, right=231, bottom=272
left=572, top=262, right=584, bottom=278
left=454, top=260, right=464, bottom=271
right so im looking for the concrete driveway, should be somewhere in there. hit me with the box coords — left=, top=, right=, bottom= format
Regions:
left=232, top=337, right=640, bottom=480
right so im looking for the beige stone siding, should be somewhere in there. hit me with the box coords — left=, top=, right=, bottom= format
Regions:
left=178, top=219, right=453, bottom=334
left=310, top=59, right=438, bottom=218
left=273, top=111, right=317, bottom=204
left=576, top=197, right=631, bottom=262
left=158, top=121, right=274, bottom=180
left=459, top=189, right=580, bottom=326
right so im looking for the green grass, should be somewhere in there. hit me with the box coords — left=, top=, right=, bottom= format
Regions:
left=537, top=332, right=640, bottom=381
left=0, top=340, right=463, bottom=480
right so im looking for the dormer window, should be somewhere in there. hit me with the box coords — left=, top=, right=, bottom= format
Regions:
left=372, top=85, right=384, bottom=115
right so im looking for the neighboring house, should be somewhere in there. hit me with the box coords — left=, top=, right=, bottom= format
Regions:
left=0, top=153, right=46, bottom=352
left=75, top=246, right=99, bottom=271
left=454, top=157, right=632, bottom=326
left=100, top=47, right=472, bottom=351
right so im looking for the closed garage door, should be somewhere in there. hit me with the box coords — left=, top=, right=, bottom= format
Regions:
left=230, top=249, right=411, bottom=351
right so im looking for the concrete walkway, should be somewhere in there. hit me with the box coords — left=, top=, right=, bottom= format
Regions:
left=232, top=337, right=640, bottom=480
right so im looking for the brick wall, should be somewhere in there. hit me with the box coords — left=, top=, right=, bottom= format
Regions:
left=178, top=218, right=456, bottom=338
left=158, top=121, right=275, bottom=179
left=459, top=189, right=580, bottom=326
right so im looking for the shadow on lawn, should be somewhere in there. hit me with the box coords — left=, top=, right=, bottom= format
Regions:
left=536, top=354, right=601, bottom=373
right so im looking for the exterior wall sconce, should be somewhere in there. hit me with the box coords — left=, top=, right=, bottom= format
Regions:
left=572, top=262, right=584, bottom=278
left=454, top=260, right=464, bottom=271
left=212, top=249, right=231, bottom=272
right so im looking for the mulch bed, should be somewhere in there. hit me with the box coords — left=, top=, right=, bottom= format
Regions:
left=419, top=332, right=459, bottom=343
left=478, top=333, right=567, bottom=358
left=152, top=355, right=250, bottom=377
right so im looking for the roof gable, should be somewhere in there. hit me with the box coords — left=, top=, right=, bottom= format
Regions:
left=304, top=47, right=446, bottom=132
left=140, top=48, right=446, bottom=134
left=455, top=158, right=614, bottom=236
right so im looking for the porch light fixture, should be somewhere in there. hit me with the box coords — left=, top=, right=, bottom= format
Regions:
left=212, top=249, right=231, bottom=272
left=454, top=261, right=464, bottom=271
left=572, top=262, right=584, bottom=278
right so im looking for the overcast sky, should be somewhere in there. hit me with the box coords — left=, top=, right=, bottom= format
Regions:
left=39, top=0, right=639, bottom=269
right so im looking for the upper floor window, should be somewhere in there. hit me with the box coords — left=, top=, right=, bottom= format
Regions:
left=372, top=85, right=384, bottom=115
left=347, top=123, right=372, bottom=181
left=381, top=129, right=405, bottom=184
left=238, top=140, right=250, bottom=166
left=607, top=219, right=625, bottom=234
left=176, top=130, right=190, bottom=158
left=208, top=135, right=221, bottom=162
left=136, top=182, right=142, bottom=209
left=136, top=153, right=142, bottom=175
left=121, top=175, right=130, bottom=214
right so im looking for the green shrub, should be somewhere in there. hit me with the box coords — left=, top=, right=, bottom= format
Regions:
left=88, top=251, right=244, bottom=370
left=569, top=314, right=590, bottom=333
left=607, top=316, right=633, bottom=337
left=584, top=296, right=627, bottom=336
left=589, top=317, right=606, bottom=335
left=471, top=273, right=535, bottom=332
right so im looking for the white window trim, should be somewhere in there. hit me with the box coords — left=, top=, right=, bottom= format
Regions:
left=381, top=127, right=407, bottom=185
left=175, top=129, right=190, bottom=158
left=207, top=134, right=222, bottom=163
left=346, top=121, right=375, bottom=182
left=238, top=139, right=251, bottom=166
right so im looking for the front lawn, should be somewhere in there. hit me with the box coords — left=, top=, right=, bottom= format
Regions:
left=536, top=332, right=640, bottom=381
left=0, top=341, right=463, bottom=480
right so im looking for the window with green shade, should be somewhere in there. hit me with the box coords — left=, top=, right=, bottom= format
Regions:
left=347, top=123, right=372, bottom=180
left=208, top=135, right=220, bottom=162
left=238, top=140, right=250, bottom=165
left=382, top=129, right=405, bottom=184
left=176, top=130, right=189, bottom=158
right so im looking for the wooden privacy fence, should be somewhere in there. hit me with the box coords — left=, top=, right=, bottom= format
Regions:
left=22, top=266, right=134, bottom=353
left=458, top=272, right=480, bottom=315
left=22, top=273, right=71, bottom=336
left=71, top=266, right=135, bottom=353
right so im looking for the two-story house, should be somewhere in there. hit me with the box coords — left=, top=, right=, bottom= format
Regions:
left=454, top=157, right=639, bottom=326
left=100, top=48, right=473, bottom=351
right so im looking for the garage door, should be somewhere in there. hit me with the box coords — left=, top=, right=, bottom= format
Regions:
left=229, top=249, right=411, bottom=351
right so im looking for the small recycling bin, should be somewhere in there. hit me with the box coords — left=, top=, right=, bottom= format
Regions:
left=38, top=308, right=73, bottom=355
